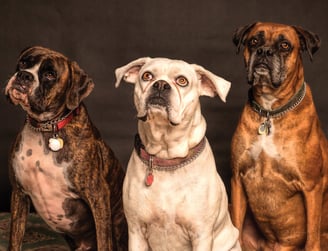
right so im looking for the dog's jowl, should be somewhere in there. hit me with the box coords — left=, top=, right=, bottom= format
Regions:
left=115, top=57, right=241, bottom=251
left=231, top=22, right=328, bottom=250
left=5, top=46, right=128, bottom=251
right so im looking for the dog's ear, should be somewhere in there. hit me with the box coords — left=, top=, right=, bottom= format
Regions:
left=66, top=61, right=95, bottom=110
left=292, top=26, right=320, bottom=61
left=233, top=22, right=257, bottom=54
left=192, top=64, right=231, bottom=102
left=115, top=57, right=151, bottom=87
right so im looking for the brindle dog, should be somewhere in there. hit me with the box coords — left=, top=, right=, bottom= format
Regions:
left=5, top=46, right=128, bottom=251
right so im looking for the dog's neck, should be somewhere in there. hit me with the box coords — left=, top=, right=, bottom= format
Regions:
left=135, top=134, right=206, bottom=168
left=137, top=109, right=206, bottom=159
left=249, top=82, right=306, bottom=119
left=251, top=59, right=305, bottom=110
left=26, top=106, right=79, bottom=133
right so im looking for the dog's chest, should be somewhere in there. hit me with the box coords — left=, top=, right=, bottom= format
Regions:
left=249, top=124, right=280, bottom=161
left=123, top=147, right=235, bottom=250
left=13, top=129, right=78, bottom=232
left=242, top=123, right=302, bottom=200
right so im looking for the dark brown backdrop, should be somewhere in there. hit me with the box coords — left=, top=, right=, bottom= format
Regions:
left=1, top=0, right=328, bottom=211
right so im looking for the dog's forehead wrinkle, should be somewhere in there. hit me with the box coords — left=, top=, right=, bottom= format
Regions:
left=144, top=59, right=195, bottom=79
left=18, top=54, right=41, bottom=69
left=256, top=27, right=297, bottom=45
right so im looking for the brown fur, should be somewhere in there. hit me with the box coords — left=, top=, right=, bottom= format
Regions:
left=231, top=22, right=328, bottom=250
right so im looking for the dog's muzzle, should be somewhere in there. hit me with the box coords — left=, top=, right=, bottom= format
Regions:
left=12, top=70, right=34, bottom=93
left=147, top=80, right=171, bottom=107
left=248, top=45, right=283, bottom=88
left=253, top=47, right=274, bottom=73
left=137, top=80, right=174, bottom=123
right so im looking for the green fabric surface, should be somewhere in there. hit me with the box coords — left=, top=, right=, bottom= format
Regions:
left=0, top=212, right=70, bottom=251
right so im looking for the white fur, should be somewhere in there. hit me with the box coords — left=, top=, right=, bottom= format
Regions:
left=250, top=124, right=280, bottom=160
left=115, top=57, right=240, bottom=250
left=13, top=126, right=78, bottom=232
left=260, top=96, right=277, bottom=110
left=123, top=142, right=240, bottom=251
left=115, top=57, right=231, bottom=159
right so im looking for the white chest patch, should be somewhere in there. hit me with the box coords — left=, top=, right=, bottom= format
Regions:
left=249, top=123, right=280, bottom=160
left=13, top=129, right=78, bottom=232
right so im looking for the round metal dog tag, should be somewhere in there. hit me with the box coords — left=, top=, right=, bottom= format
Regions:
left=48, top=137, right=64, bottom=151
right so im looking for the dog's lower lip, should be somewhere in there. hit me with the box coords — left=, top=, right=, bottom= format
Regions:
left=12, top=84, right=28, bottom=93
left=255, top=63, right=269, bottom=69
left=254, top=64, right=270, bottom=74
left=147, top=97, right=167, bottom=107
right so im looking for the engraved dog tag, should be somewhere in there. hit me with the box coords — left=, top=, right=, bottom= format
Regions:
left=258, top=120, right=271, bottom=135
left=258, top=122, right=268, bottom=135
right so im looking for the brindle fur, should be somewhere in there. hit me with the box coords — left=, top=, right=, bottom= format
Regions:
left=6, top=46, right=127, bottom=251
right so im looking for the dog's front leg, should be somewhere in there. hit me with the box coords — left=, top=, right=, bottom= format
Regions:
left=127, top=225, right=149, bottom=251
left=8, top=186, right=30, bottom=251
left=86, top=183, right=113, bottom=251
left=303, top=181, right=323, bottom=251
left=191, top=235, right=213, bottom=251
left=231, top=174, right=247, bottom=244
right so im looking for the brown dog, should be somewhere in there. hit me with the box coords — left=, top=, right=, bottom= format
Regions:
left=5, top=46, right=127, bottom=250
left=231, top=22, right=328, bottom=250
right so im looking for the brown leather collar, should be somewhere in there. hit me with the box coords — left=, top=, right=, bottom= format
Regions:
left=134, top=134, right=206, bottom=171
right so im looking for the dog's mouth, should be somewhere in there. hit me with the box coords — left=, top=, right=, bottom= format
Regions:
left=12, top=84, right=30, bottom=95
left=5, top=77, right=31, bottom=107
left=253, top=62, right=283, bottom=89
left=248, top=62, right=273, bottom=87
left=253, top=63, right=271, bottom=75
left=147, top=97, right=168, bottom=107
left=138, top=97, right=179, bottom=126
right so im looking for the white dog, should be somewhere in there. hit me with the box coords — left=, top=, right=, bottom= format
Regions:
left=115, top=57, right=240, bottom=251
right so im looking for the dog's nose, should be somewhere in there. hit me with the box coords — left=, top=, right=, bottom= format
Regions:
left=152, top=80, right=171, bottom=92
left=16, top=71, right=34, bottom=83
left=257, top=47, right=273, bottom=57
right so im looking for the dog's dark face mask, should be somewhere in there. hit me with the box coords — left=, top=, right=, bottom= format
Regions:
left=233, top=22, right=320, bottom=93
left=5, top=46, right=94, bottom=122
left=245, top=30, right=292, bottom=88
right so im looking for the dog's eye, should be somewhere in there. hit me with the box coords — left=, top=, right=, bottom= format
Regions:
left=141, top=72, right=153, bottom=81
left=18, top=61, right=27, bottom=69
left=176, top=76, right=189, bottom=87
left=43, top=71, right=56, bottom=81
left=280, top=41, right=291, bottom=51
left=249, top=38, right=259, bottom=47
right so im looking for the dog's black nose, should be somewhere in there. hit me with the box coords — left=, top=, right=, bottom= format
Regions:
left=152, top=80, right=171, bottom=92
left=257, top=47, right=273, bottom=57
left=16, top=70, right=34, bottom=83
